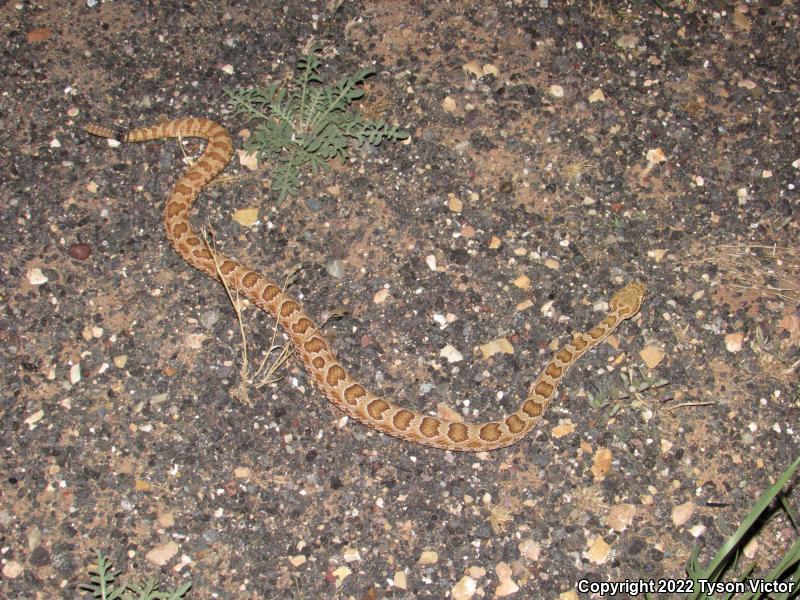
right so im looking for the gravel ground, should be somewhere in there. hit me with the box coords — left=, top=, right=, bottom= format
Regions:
left=1, top=2, right=798, bottom=599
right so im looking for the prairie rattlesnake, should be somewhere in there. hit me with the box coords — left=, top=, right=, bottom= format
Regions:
left=85, top=117, right=645, bottom=451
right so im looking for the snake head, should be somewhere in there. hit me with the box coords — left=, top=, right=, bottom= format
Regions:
left=609, top=282, right=646, bottom=318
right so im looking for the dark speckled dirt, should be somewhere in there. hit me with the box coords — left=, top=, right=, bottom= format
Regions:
left=1, top=2, right=798, bottom=599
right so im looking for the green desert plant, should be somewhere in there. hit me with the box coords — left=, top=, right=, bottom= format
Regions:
left=225, top=48, right=408, bottom=204
left=586, top=366, right=669, bottom=415
left=80, top=550, right=191, bottom=600
left=645, top=455, right=800, bottom=600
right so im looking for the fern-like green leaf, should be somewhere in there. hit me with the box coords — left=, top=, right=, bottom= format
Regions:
left=79, top=550, right=125, bottom=600
left=125, top=580, right=160, bottom=600
left=226, top=48, right=408, bottom=204
left=272, top=160, right=302, bottom=203
left=80, top=550, right=191, bottom=600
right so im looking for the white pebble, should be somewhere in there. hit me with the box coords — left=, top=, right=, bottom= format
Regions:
left=27, top=268, right=48, bottom=285
left=440, top=344, right=464, bottom=363
left=69, top=363, right=81, bottom=384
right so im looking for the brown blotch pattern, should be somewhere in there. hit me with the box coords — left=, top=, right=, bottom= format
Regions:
left=479, top=422, right=502, bottom=442
left=172, top=222, right=188, bottom=237
left=325, top=364, right=346, bottom=387
left=419, top=417, right=441, bottom=438
left=311, top=357, right=325, bottom=369
left=209, top=139, right=230, bottom=152
left=241, top=272, right=259, bottom=288
left=602, top=315, right=617, bottom=328
left=196, top=160, right=213, bottom=173
left=545, top=363, right=562, bottom=378
left=303, top=337, right=325, bottom=353
left=280, top=300, right=299, bottom=317
left=218, top=260, right=236, bottom=275
left=572, top=336, right=588, bottom=351
left=556, top=348, right=573, bottom=363
left=589, top=326, right=605, bottom=340
left=366, top=399, right=390, bottom=420
left=534, top=381, right=553, bottom=397
left=166, top=203, right=184, bottom=218
left=173, top=183, right=192, bottom=197
left=392, top=409, right=414, bottom=431
left=205, top=151, right=227, bottom=165
left=291, top=317, right=313, bottom=335
left=447, top=422, right=469, bottom=442
left=261, top=285, right=281, bottom=302
left=344, top=383, right=366, bottom=405
left=522, top=399, right=543, bottom=417
left=193, top=249, right=212, bottom=261
left=505, top=414, right=526, bottom=433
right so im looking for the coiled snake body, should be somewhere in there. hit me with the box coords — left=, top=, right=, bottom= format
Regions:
left=85, top=117, right=645, bottom=451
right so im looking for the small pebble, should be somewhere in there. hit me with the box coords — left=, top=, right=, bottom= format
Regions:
left=606, top=504, right=636, bottom=532
left=647, top=148, right=667, bottom=163
left=672, top=501, right=695, bottom=527
left=518, top=539, right=540, bottom=561
left=440, top=344, right=464, bottom=363
left=304, top=196, right=323, bottom=212
left=451, top=575, right=477, bottom=600
left=342, top=547, right=361, bottom=562
left=479, top=338, right=514, bottom=358
left=494, top=562, right=519, bottom=596
left=544, top=258, right=560, bottom=270
left=689, top=524, right=706, bottom=538
left=69, top=363, right=81, bottom=384
left=640, top=345, right=665, bottom=368
left=146, top=541, right=179, bottom=566
left=68, top=242, right=92, bottom=260
left=393, top=570, right=407, bottom=590
left=418, top=550, right=438, bottom=565
left=2, top=561, right=23, bottom=579
left=232, top=207, right=258, bottom=226
left=462, top=60, right=483, bottom=77
left=725, top=332, right=744, bottom=352
left=331, top=566, right=351, bottom=582
left=288, top=555, right=306, bottom=567
left=513, top=275, right=530, bottom=290
left=27, top=268, right=48, bottom=285
left=585, top=537, right=611, bottom=564
left=327, top=260, right=344, bottom=278
left=200, top=310, right=220, bottom=329
left=588, top=89, right=605, bottom=103
left=237, top=149, right=258, bottom=170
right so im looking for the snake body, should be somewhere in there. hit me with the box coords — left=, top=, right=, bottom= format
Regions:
left=85, top=117, right=645, bottom=451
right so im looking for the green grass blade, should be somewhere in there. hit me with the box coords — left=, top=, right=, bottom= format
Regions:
left=696, top=455, right=800, bottom=581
